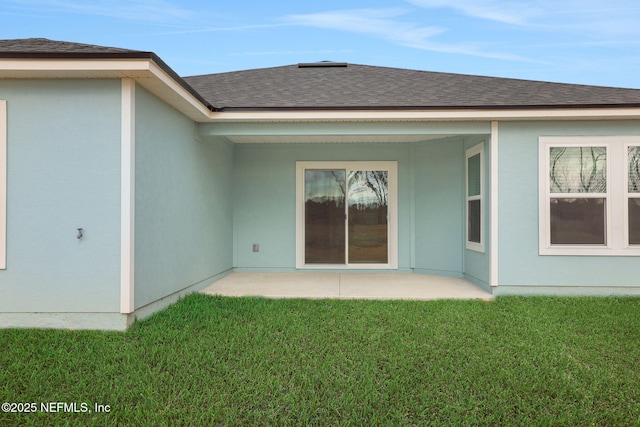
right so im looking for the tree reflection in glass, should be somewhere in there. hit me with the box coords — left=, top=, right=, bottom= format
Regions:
left=348, top=171, right=388, bottom=263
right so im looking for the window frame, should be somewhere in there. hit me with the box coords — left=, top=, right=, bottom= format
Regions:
left=465, top=142, right=485, bottom=252
left=625, top=142, right=640, bottom=248
left=539, top=136, right=640, bottom=256
left=295, top=161, right=398, bottom=270
left=0, top=100, right=5, bottom=269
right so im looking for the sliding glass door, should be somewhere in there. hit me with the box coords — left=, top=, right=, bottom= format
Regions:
left=297, top=162, right=397, bottom=269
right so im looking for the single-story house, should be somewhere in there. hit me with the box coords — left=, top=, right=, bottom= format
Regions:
left=1, top=38, right=639, bottom=330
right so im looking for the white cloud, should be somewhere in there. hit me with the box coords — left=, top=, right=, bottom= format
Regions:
left=282, top=9, right=445, bottom=46
left=230, top=49, right=353, bottom=57
left=154, top=24, right=288, bottom=36
left=4, top=0, right=193, bottom=23
left=406, top=0, right=640, bottom=36
left=406, top=0, right=541, bottom=25
left=281, top=8, right=533, bottom=62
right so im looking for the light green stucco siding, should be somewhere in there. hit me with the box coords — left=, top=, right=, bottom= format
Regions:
left=134, top=86, right=233, bottom=309
left=412, top=137, right=465, bottom=276
left=0, top=79, right=122, bottom=313
left=232, top=137, right=482, bottom=274
left=233, top=143, right=412, bottom=270
left=497, top=120, right=640, bottom=292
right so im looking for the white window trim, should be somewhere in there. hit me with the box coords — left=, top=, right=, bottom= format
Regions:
left=295, top=161, right=398, bottom=270
left=0, top=100, right=6, bottom=269
left=625, top=142, right=640, bottom=249
left=466, top=142, right=484, bottom=252
left=539, top=136, right=640, bottom=256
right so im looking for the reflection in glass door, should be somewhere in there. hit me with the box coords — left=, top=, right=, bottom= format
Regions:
left=348, top=171, right=388, bottom=264
left=303, top=167, right=390, bottom=265
left=304, top=170, right=346, bottom=264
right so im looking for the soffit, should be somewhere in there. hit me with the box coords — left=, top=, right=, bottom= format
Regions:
left=225, top=134, right=452, bottom=144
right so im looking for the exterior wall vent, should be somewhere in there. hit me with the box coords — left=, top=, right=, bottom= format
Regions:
left=298, top=62, right=348, bottom=68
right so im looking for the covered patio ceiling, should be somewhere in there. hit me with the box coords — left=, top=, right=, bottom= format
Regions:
left=220, top=134, right=454, bottom=144
left=197, top=120, right=491, bottom=144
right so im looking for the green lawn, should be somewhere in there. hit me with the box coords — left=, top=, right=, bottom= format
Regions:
left=1, top=295, right=639, bottom=426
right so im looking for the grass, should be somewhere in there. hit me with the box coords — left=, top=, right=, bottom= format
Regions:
left=1, top=295, right=640, bottom=426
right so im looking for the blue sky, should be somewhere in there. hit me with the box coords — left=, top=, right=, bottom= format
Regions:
left=3, top=0, right=640, bottom=88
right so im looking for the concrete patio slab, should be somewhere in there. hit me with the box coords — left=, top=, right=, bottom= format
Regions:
left=201, top=272, right=494, bottom=301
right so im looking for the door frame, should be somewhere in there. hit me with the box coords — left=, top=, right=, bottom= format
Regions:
left=295, top=161, right=398, bottom=269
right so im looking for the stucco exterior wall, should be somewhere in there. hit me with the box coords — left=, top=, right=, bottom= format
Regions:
left=233, top=137, right=480, bottom=275
left=412, top=137, right=465, bottom=277
left=134, top=86, right=233, bottom=309
left=0, top=79, right=122, bottom=314
left=233, top=142, right=413, bottom=271
left=497, top=120, right=640, bottom=294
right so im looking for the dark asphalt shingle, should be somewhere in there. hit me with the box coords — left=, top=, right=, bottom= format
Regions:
left=0, top=38, right=145, bottom=55
left=184, top=63, right=640, bottom=111
left=3, top=38, right=640, bottom=112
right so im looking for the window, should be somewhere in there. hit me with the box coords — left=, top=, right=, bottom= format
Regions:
left=627, top=145, right=640, bottom=245
left=466, top=143, right=484, bottom=252
left=0, top=100, right=5, bottom=269
left=296, top=161, right=398, bottom=269
left=539, top=136, right=640, bottom=256
left=549, top=146, right=607, bottom=245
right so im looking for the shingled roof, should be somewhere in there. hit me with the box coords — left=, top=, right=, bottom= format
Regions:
left=3, top=39, right=640, bottom=113
left=0, top=38, right=214, bottom=111
left=184, top=62, right=640, bottom=111
left=0, top=38, right=150, bottom=56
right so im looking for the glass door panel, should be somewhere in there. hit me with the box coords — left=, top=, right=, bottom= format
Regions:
left=297, top=161, right=396, bottom=269
left=304, top=170, right=346, bottom=264
left=347, top=171, right=388, bottom=264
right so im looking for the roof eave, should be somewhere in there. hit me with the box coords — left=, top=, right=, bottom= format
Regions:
left=0, top=51, right=155, bottom=60
left=207, top=106, right=640, bottom=122
left=212, top=103, right=640, bottom=112
left=0, top=53, right=215, bottom=120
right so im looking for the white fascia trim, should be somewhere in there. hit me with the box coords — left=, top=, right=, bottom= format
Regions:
left=208, top=108, right=640, bottom=122
left=0, top=58, right=153, bottom=72
left=0, top=100, right=6, bottom=269
left=120, top=79, right=135, bottom=313
left=0, top=59, right=211, bottom=121
left=489, top=121, right=499, bottom=287
left=146, top=61, right=212, bottom=119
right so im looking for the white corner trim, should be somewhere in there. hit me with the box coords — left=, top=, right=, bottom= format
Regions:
left=490, top=121, right=499, bottom=287
left=120, top=79, right=135, bottom=313
left=0, top=100, right=6, bottom=269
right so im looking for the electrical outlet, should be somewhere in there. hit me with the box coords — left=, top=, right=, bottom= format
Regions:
left=252, top=244, right=259, bottom=252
